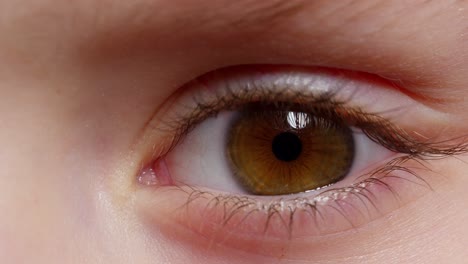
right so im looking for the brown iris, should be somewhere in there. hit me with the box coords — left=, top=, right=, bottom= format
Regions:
left=227, top=107, right=355, bottom=195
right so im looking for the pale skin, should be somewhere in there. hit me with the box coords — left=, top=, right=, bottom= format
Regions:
left=1, top=0, right=468, bottom=263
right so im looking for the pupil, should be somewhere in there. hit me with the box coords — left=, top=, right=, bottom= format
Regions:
left=272, top=132, right=303, bottom=162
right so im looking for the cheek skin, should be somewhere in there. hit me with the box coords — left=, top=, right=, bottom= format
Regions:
left=0, top=50, right=181, bottom=264
left=0, top=83, right=98, bottom=262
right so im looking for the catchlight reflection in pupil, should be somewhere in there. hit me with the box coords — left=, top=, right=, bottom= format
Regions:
left=227, top=108, right=355, bottom=195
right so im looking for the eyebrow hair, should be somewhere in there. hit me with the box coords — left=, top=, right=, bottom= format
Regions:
left=83, top=0, right=467, bottom=93
left=222, top=0, right=306, bottom=28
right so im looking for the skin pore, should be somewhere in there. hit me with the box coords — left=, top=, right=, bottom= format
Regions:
left=0, top=0, right=468, bottom=263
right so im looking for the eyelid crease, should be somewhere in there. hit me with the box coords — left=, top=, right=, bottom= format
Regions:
left=134, top=66, right=456, bottom=165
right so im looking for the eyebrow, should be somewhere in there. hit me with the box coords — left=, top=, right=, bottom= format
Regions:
left=215, top=0, right=307, bottom=29
left=83, top=0, right=468, bottom=93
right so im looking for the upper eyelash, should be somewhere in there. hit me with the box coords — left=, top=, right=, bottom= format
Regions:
left=157, top=84, right=468, bottom=159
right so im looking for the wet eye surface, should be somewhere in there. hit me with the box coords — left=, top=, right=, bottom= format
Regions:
left=133, top=66, right=468, bottom=256
left=227, top=106, right=354, bottom=195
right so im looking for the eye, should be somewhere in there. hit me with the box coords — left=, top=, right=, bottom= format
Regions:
left=164, top=104, right=393, bottom=196
left=134, top=65, right=467, bottom=253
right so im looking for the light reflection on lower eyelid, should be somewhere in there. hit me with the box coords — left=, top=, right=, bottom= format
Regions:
left=135, top=155, right=436, bottom=255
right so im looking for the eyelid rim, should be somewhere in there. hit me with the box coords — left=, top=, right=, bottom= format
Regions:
left=134, top=153, right=445, bottom=250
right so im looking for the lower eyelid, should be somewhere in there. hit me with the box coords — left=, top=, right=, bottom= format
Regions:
left=135, top=155, right=434, bottom=256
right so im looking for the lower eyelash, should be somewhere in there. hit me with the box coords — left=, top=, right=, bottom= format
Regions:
left=166, top=155, right=435, bottom=240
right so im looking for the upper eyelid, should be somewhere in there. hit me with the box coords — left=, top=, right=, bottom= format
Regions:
left=154, top=67, right=396, bottom=129
left=170, top=65, right=446, bottom=111
left=153, top=70, right=441, bottom=147
left=165, top=90, right=465, bottom=159
left=137, top=66, right=468, bottom=171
